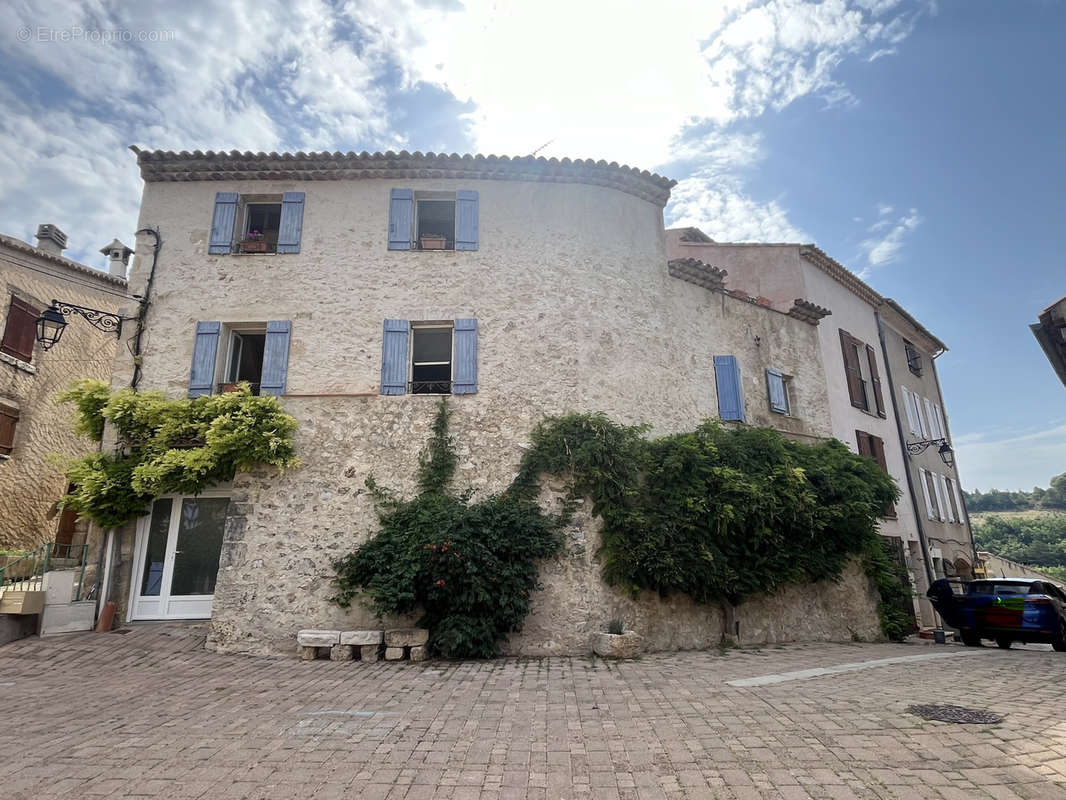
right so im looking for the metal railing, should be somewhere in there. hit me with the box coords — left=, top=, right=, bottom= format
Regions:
left=409, top=380, right=452, bottom=394
left=0, top=542, right=89, bottom=600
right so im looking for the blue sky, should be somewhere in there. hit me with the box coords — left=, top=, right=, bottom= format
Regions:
left=1, top=0, right=1062, bottom=491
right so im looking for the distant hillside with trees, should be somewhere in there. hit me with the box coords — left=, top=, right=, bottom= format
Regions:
left=966, top=472, right=1066, bottom=581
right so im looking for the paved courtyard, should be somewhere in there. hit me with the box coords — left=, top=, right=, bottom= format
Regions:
left=2, top=625, right=1065, bottom=799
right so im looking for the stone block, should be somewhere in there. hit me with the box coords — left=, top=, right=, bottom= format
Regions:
left=384, top=646, right=405, bottom=661
left=299, top=645, right=318, bottom=661
left=330, top=644, right=355, bottom=661
left=360, top=645, right=382, bottom=662
left=296, top=629, right=340, bottom=647
left=409, top=645, right=427, bottom=662
left=384, top=628, right=429, bottom=647
left=340, top=629, right=383, bottom=646
left=593, top=631, right=642, bottom=659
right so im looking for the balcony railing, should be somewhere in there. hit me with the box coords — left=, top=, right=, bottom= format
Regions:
left=409, top=380, right=452, bottom=395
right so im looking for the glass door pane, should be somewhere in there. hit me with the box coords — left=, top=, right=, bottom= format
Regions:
left=140, top=498, right=173, bottom=596
left=170, top=497, right=228, bottom=596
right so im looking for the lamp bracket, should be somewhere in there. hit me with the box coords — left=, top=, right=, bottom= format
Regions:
left=51, top=299, right=126, bottom=337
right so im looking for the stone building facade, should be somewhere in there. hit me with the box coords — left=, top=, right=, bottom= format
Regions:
left=665, top=228, right=974, bottom=628
left=0, top=227, right=128, bottom=551
left=88, top=150, right=883, bottom=656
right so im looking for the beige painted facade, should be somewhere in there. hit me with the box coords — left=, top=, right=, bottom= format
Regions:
left=92, top=150, right=878, bottom=656
left=0, top=232, right=127, bottom=550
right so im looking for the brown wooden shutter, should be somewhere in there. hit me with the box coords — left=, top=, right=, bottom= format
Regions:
left=0, top=404, right=19, bottom=455
left=866, top=344, right=886, bottom=418
left=1, top=296, right=39, bottom=363
left=858, top=432, right=896, bottom=518
left=855, top=430, right=871, bottom=458
left=839, top=329, right=867, bottom=411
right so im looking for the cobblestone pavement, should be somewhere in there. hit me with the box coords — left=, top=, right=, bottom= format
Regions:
left=2, top=625, right=1066, bottom=799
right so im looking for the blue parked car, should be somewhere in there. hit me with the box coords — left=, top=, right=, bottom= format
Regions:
left=927, top=577, right=1066, bottom=650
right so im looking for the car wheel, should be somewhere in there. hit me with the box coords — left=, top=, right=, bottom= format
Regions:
left=961, top=631, right=982, bottom=647
left=1053, top=621, right=1066, bottom=652
left=996, top=638, right=1012, bottom=650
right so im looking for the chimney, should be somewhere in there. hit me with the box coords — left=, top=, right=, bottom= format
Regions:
left=35, top=224, right=68, bottom=255
left=100, top=239, right=134, bottom=279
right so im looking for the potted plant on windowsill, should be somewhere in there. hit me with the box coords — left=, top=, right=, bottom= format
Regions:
left=240, top=229, right=270, bottom=253
left=419, top=233, right=447, bottom=250
left=593, top=619, right=642, bottom=658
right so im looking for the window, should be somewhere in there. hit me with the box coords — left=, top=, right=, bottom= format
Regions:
left=411, top=324, right=453, bottom=394
left=0, top=403, right=18, bottom=456
left=1, top=295, right=38, bottom=364
left=765, top=368, right=790, bottom=415
left=920, top=468, right=943, bottom=521
left=944, top=476, right=960, bottom=522
left=380, top=318, right=478, bottom=396
left=904, top=340, right=923, bottom=376
left=388, top=189, right=479, bottom=251
left=901, top=387, right=929, bottom=438
left=187, top=320, right=291, bottom=397
left=221, top=328, right=267, bottom=395
left=856, top=430, right=896, bottom=518
left=839, top=330, right=885, bottom=417
left=208, top=192, right=304, bottom=255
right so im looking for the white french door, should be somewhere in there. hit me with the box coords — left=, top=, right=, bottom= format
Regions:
left=130, top=493, right=229, bottom=620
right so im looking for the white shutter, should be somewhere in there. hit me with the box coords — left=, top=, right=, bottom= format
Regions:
left=933, top=473, right=948, bottom=521
left=902, top=387, right=919, bottom=435
left=952, top=478, right=964, bottom=524
left=934, top=404, right=947, bottom=442
left=915, top=395, right=930, bottom=438
left=919, top=468, right=935, bottom=520
left=924, top=398, right=940, bottom=438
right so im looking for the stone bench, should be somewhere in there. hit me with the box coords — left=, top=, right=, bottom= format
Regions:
left=296, top=628, right=428, bottom=662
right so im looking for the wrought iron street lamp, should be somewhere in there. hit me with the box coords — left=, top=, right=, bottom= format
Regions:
left=906, top=437, right=955, bottom=468
left=36, top=300, right=127, bottom=352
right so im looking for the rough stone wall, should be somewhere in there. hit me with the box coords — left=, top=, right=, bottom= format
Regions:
left=0, top=241, right=125, bottom=550
left=104, top=175, right=865, bottom=654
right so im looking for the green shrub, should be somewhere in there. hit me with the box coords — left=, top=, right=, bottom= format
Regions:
left=59, top=384, right=300, bottom=528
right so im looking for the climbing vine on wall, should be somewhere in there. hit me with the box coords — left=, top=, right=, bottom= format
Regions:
left=58, top=380, right=300, bottom=529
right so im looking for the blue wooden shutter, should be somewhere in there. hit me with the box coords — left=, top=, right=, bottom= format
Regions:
left=766, top=368, right=788, bottom=414
left=380, top=319, right=409, bottom=395
left=452, top=318, right=478, bottom=394
left=455, top=190, right=479, bottom=251
left=260, top=320, right=292, bottom=396
left=388, top=189, right=413, bottom=250
left=714, top=355, right=746, bottom=422
left=276, top=192, right=305, bottom=253
left=208, top=193, right=238, bottom=254
left=188, top=321, right=221, bottom=397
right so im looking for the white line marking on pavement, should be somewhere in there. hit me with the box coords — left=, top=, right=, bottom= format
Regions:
left=725, top=651, right=982, bottom=687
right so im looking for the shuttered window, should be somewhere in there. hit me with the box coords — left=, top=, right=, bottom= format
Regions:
left=865, top=344, right=886, bottom=418
left=1, top=295, right=38, bottom=364
left=901, top=387, right=920, bottom=436
left=856, top=430, right=896, bottom=518
left=0, top=403, right=18, bottom=456
left=839, top=329, right=868, bottom=411
left=922, top=469, right=942, bottom=521
left=714, top=355, right=746, bottom=422
left=388, top=189, right=480, bottom=251
left=944, top=476, right=961, bottom=522
left=904, top=340, right=923, bottom=375
left=209, top=192, right=305, bottom=254
left=380, top=318, right=479, bottom=395
left=765, top=368, right=789, bottom=414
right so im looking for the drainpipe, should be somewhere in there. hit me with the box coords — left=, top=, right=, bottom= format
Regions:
left=875, top=311, right=936, bottom=592
left=931, top=349, right=980, bottom=573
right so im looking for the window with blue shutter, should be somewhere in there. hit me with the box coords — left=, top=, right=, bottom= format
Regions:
left=452, top=318, right=478, bottom=393
left=380, top=319, right=410, bottom=394
left=208, top=193, right=238, bottom=254
left=766, top=368, right=789, bottom=414
left=714, top=355, right=746, bottom=422
left=188, top=321, right=221, bottom=397
left=276, top=193, right=305, bottom=254
left=455, top=190, right=479, bottom=250
left=260, top=321, right=292, bottom=396
left=388, top=189, right=413, bottom=250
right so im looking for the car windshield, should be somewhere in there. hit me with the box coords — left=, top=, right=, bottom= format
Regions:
left=969, top=582, right=1034, bottom=595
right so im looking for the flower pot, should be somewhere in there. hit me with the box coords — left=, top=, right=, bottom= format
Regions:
left=420, top=236, right=447, bottom=250
left=240, top=240, right=270, bottom=253
left=220, top=383, right=242, bottom=393
left=593, top=630, right=642, bottom=658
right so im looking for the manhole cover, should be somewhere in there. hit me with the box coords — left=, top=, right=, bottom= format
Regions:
left=906, top=704, right=1004, bottom=724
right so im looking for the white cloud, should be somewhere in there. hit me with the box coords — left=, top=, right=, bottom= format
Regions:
left=955, top=422, right=1066, bottom=492
left=857, top=206, right=921, bottom=274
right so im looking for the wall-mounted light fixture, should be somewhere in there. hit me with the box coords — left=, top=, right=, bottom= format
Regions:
left=36, top=300, right=128, bottom=351
left=907, top=438, right=955, bottom=468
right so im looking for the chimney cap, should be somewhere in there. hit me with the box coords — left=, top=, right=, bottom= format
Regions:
left=100, top=239, right=134, bottom=260
left=35, top=223, right=68, bottom=249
